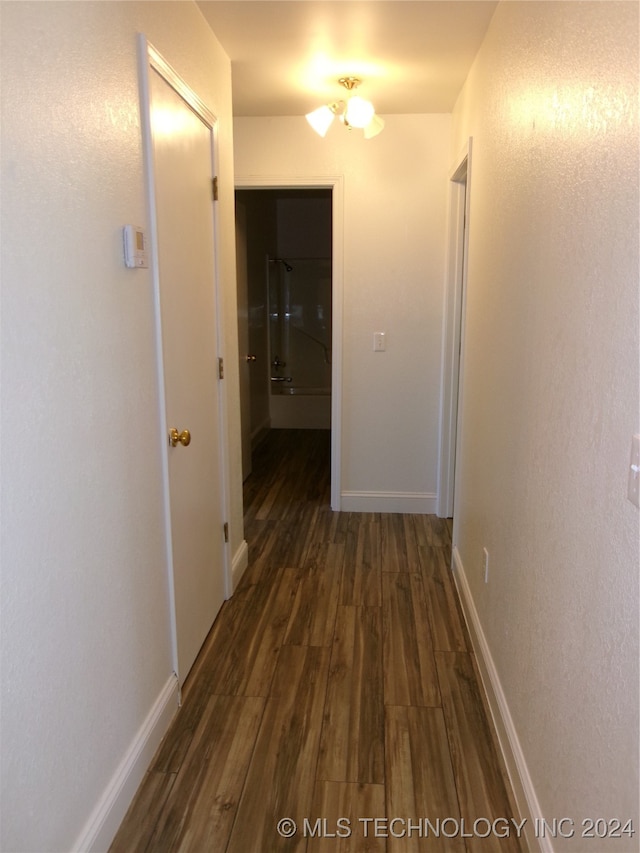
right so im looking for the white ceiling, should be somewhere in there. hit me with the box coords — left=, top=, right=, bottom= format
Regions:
left=197, top=1, right=499, bottom=116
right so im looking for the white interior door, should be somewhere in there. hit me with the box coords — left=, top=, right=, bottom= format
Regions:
left=149, top=61, right=225, bottom=685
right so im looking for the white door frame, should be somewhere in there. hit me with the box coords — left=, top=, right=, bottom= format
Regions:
left=138, top=36, right=232, bottom=679
left=234, top=175, right=344, bottom=512
left=438, top=138, right=473, bottom=527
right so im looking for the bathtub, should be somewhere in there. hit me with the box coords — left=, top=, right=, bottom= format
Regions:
left=270, top=384, right=331, bottom=428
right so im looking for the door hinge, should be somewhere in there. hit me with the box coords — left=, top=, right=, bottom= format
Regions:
left=212, top=176, right=219, bottom=201
left=223, top=522, right=229, bottom=543
left=218, top=357, right=224, bottom=379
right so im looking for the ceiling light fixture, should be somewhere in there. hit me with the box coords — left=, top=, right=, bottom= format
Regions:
left=305, top=77, right=385, bottom=139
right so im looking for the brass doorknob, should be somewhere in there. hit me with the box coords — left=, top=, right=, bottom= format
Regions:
left=246, top=354, right=257, bottom=362
left=169, top=428, right=191, bottom=447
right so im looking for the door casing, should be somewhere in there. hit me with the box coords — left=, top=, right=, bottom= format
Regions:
left=438, top=137, right=473, bottom=528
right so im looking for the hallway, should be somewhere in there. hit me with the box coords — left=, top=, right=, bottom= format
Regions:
left=111, top=429, right=524, bottom=852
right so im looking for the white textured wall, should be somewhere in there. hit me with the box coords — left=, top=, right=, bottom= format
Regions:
left=452, top=1, right=639, bottom=845
left=0, top=3, right=241, bottom=850
left=234, top=115, right=451, bottom=509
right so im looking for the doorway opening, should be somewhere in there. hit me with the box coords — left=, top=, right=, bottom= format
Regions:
left=236, top=187, right=335, bottom=511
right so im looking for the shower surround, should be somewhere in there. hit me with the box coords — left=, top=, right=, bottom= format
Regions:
left=268, top=256, right=332, bottom=428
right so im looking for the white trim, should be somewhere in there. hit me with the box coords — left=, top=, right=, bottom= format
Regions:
left=137, top=34, right=180, bottom=675
left=451, top=546, right=550, bottom=853
left=231, top=539, right=250, bottom=592
left=234, top=174, right=344, bottom=511
left=72, top=675, right=179, bottom=853
left=251, top=417, right=272, bottom=441
left=207, top=99, right=233, bottom=602
left=438, top=138, right=473, bottom=520
left=251, top=416, right=271, bottom=447
left=147, top=44, right=216, bottom=129
left=340, top=491, right=437, bottom=514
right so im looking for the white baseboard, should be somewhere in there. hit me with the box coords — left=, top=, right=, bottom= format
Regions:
left=72, top=674, right=179, bottom=853
left=231, top=539, right=249, bottom=592
left=340, top=491, right=438, bottom=514
left=251, top=418, right=271, bottom=448
left=451, top=546, right=551, bottom=853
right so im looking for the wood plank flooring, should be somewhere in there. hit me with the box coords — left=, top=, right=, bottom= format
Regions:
left=110, top=429, right=525, bottom=853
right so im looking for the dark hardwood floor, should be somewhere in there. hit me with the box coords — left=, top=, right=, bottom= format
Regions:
left=110, top=429, right=524, bottom=852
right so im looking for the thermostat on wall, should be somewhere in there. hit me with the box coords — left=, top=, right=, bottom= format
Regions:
left=123, top=225, right=148, bottom=268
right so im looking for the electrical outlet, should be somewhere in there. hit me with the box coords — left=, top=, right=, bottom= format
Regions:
left=373, top=331, right=386, bottom=352
left=483, top=547, right=489, bottom=583
left=628, top=434, right=640, bottom=508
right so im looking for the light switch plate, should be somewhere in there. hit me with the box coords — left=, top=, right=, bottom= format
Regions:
left=628, top=434, right=640, bottom=508
left=373, top=332, right=386, bottom=352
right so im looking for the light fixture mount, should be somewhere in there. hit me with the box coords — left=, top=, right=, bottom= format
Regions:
left=338, top=77, right=362, bottom=92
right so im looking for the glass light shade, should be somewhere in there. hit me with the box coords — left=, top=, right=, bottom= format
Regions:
left=345, top=96, right=375, bottom=129
left=305, top=105, right=335, bottom=137
left=363, top=114, right=385, bottom=139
